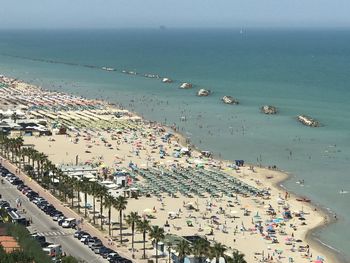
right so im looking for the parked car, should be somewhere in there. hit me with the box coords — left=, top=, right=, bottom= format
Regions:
left=31, top=234, right=46, bottom=247
left=80, top=234, right=91, bottom=243
left=32, top=197, right=46, bottom=205
left=107, top=253, right=120, bottom=261
left=100, top=247, right=114, bottom=258
left=52, top=212, right=64, bottom=221
left=92, top=243, right=104, bottom=253
left=62, top=218, right=76, bottom=228
left=58, top=217, right=67, bottom=226
left=11, top=179, right=23, bottom=185
left=74, top=230, right=88, bottom=239
left=87, top=237, right=101, bottom=248
left=0, top=201, right=10, bottom=209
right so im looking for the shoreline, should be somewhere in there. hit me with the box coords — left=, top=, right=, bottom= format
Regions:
left=1, top=73, right=347, bottom=262
left=277, top=174, right=348, bottom=263
left=162, top=120, right=347, bottom=263
left=150, top=119, right=347, bottom=263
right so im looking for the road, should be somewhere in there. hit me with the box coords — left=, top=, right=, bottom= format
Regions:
left=0, top=180, right=107, bottom=263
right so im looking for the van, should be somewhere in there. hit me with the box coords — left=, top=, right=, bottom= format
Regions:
left=43, top=244, right=62, bottom=258
left=62, top=218, right=76, bottom=228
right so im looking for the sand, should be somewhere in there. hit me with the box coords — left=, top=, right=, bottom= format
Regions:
left=0, top=75, right=338, bottom=262
left=23, top=130, right=333, bottom=263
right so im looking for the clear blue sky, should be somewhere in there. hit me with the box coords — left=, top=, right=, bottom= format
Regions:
left=1, top=0, right=349, bottom=29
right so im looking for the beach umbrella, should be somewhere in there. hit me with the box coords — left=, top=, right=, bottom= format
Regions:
left=230, top=210, right=238, bottom=214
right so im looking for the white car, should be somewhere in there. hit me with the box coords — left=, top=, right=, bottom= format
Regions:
left=62, top=218, right=76, bottom=228
left=80, top=234, right=90, bottom=243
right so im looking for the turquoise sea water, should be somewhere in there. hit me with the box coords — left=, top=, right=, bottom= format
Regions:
left=0, top=29, right=349, bottom=261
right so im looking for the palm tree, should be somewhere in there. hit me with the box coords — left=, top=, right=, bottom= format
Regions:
left=12, top=137, right=23, bottom=164
left=0, top=131, right=6, bottom=156
left=148, top=226, right=165, bottom=263
left=80, top=178, right=90, bottom=218
left=192, top=239, right=208, bottom=263
left=49, top=164, right=59, bottom=194
left=103, top=194, right=116, bottom=236
left=230, top=250, right=247, bottom=263
left=89, top=181, right=100, bottom=225
left=211, top=242, right=226, bottom=263
left=98, top=185, right=108, bottom=230
left=126, top=212, right=141, bottom=256
left=136, top=218, right=150, bottom=259
left=56, top=170, right=65, bottom=198
left=41, top=160, right=53, bottom=189
left=175, top=240, right=192, bottom=263
left=114, top=196, right=128, bottom=244
left=36, top=152, right=47, bottom=182
left=72, top=177, right=83, bottom=213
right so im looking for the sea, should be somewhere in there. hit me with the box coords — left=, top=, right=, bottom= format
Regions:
left=0, top=28, right=349, bottom=261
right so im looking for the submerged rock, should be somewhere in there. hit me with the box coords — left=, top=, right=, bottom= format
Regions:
left=197, top=89, right=211, bottom=96
left=222, top=96, right=239, bottom=104
left=261, top=105, right=277, bottom=114
left=298, top=115, right=320, bottom=127
left=179, top=82, right=193, bottom=89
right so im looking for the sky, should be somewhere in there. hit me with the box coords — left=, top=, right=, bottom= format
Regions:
left=0, top=0, right=349, bottom=29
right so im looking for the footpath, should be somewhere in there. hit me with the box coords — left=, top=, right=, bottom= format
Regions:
left=1, top=158, right=138, bottom=262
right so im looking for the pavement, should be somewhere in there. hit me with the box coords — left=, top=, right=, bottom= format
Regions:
left=0, top=158, right=134, bottom=262
left=0, top=171, right=107, bottom=262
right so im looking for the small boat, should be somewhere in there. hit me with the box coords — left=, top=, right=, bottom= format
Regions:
left=296, top=197, right=311, bottom=202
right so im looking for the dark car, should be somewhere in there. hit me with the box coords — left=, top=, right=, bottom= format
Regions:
left=109, top=255, right=124, bottom=263
left=11, top=179, right=23, bottom=185
left=47, top=209, right=59, bottom=217
left=52, top=212, right=64, bottom=221
left=31, top=234, right=46, bottom=247
left=74, top=230, right=88, bottom=239
left=37, top=202, right=49, bottom=210
left=43, top=205, right=56, bottom=214
left=0, top=201, right=10, bottom=209
left=17, top=184, right=26, bottom=191
left=100, top=248, right=114, bottom=258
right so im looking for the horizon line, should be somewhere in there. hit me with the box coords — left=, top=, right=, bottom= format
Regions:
left=1, top=25, right=350, bottom=31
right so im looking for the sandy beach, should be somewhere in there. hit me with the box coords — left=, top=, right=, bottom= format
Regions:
left=0, top=75, right=342, bottom=263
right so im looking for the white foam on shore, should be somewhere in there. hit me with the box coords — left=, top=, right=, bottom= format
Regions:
left=312, top=236, right=342, bottom=254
